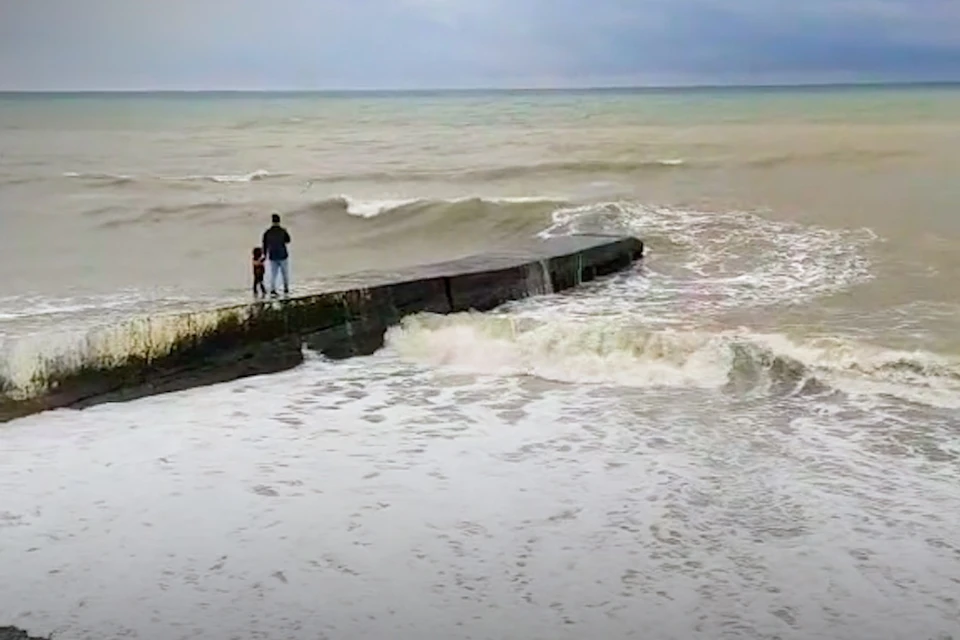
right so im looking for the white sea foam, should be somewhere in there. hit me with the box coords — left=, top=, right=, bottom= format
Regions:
left=0, top=291, right=177, bottom=322
left=2, top=351, right=959, bottom=639
left=0, top=306, right=247, bottom=396
left=193, top=169, right=279, bottom=183
left=534, top=201, right=877, bottom=315
left=340, top=196, right=424, bottom=218
left=338, top=195, right=567, bottom=218
left=64, top=169, right=286, bottom=184
left=386, top=312, right=960, bottom=408
left=387, top=313, right=733, bottom=389
left=62, top=171, right=135, bottom=184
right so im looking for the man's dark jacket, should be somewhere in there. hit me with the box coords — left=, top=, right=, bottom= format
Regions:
left=262, top=225, right=291, bottom=261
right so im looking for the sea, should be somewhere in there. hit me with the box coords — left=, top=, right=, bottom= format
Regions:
left=1, top=85, right=959, bottom=640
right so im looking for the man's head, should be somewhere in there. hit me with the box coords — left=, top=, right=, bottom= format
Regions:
left=271, top=213, right=281, bottom=225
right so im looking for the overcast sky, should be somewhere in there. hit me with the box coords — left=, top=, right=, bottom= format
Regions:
left=2, top=0, right=960, bottom=90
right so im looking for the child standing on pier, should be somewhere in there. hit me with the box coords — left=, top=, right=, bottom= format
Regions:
left=252, top=247, right=267, bottom=297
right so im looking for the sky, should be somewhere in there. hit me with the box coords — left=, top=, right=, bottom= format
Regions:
left=2, top=0, right=960, bottom=90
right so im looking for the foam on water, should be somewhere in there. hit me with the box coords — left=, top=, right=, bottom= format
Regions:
left=61, top=171, right=136, bottom=186
left=62, top=169, right=286, bottom=185
left=339, top=195, right=425, bottom=218
left=0, top=290, right=189, bottom=323
left=388, top=314, right=736, bottom=390
left=535, top=201, right=877, bottom=316
left=2, top=351, right=959, bottom=639
left=187, top=169, right=281, bottom=184
left=386, top=312, right=960, bottom=408
left=0, top=305, right=248, bottom=396
left=338, top=194, right=568, bottom=218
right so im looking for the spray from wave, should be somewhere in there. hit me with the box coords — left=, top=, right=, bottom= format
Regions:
left=532, top=201, right=877, bottom=315
left=0, top=306, right=245, bottom=398
left=386, top=313, right=960, bottom=409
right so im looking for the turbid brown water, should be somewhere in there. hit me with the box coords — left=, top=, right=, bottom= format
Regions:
left=1, top=87, right=959, bottom=639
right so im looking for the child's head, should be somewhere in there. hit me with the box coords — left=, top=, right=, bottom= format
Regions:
left=253, top=247, right=263, bottom=259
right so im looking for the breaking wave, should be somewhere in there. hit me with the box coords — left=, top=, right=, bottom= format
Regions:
left=62, top=171, right=137, bottom=187
left=63, top=169, right=287, bottom=186
left=534, top=201, right=877, bottom=314
left=58, top=159, right=687, bottom=191
left=87, top=194, right=568, bottom=235
left=272, top=196, right=573, bottom=254
left=174, top=169, right=286, bottom=183
left=386, top=313, right=960, bottom=409
left=326, top=195, right=566, bottom=218
left=0, top=305, right=248, bottom=398
left=57, top=150, right=912, bottom=190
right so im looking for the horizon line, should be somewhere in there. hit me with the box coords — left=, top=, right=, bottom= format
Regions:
left=2, top=79, right=960, bottom=95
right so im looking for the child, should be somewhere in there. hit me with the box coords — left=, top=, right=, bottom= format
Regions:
left=252, top=247, right=266, bottom=297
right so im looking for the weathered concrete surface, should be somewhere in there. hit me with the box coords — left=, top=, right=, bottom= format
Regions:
left=0, top=235, right=643, bottom=422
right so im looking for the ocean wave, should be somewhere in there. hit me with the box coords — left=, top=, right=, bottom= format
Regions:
left=336, top=196, right=425, bottom=218
left=85, top=194, right=567, bottom=232
left=272, top=195, right=571, bottom=252
left=0, top=290, right=196, bottom=325
left=385, top=313, right=960, bottom=408
left=54, top=149, right=913, bottom=191
left=0, top=306, right=240, bottom=398
left=84, top=195, right=874, bottom=317
left=59, top=159, right=683, bottom=190
left=331, top=194, right=567, bottom=218
left=173, top=169, right=286, bottom=184
left=97, top=201, right=236, bottom=228
left=243, top=151, right=906, bottom=185
left=744, top=149, right=915, bottom=169
left=0, top=296, right=140, bottom=322
left=0, top=175, right=40, bottom=186
left=63, top=169, right=287, bottom=186
left=3, top=303, right=956, bottom=412
left=62, top=171, right=137, bottom=187
left=298, top=159, right=689, bottom=185
left=535, top=201, right=877, bottom=313
left=279, top=195, right=567, bottom=226
left=453, top=159, right=688, bottom=181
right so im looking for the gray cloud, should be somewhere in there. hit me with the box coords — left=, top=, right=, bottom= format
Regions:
left=1, top=0, right=959, bottom=89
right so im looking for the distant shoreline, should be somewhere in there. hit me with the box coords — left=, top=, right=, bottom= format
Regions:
left=2, top=80, right=960, bottom=98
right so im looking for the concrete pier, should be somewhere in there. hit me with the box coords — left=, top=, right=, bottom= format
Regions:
left=0, top=235, right=643, bottom=423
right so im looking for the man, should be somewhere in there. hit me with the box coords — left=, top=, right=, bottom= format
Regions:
left=262, top=212, right=291, bottom=296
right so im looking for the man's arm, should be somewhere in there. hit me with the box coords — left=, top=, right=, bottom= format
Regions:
left=262, top=230, right=269, bottom=256
left=284, top=229, right=291, bottom=244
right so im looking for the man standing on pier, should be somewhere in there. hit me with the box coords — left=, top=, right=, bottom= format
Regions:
left=262, top=212, right=291, bottom=296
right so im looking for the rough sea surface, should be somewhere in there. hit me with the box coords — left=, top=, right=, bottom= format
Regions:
left=1, top=86, right=959, bottom=639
